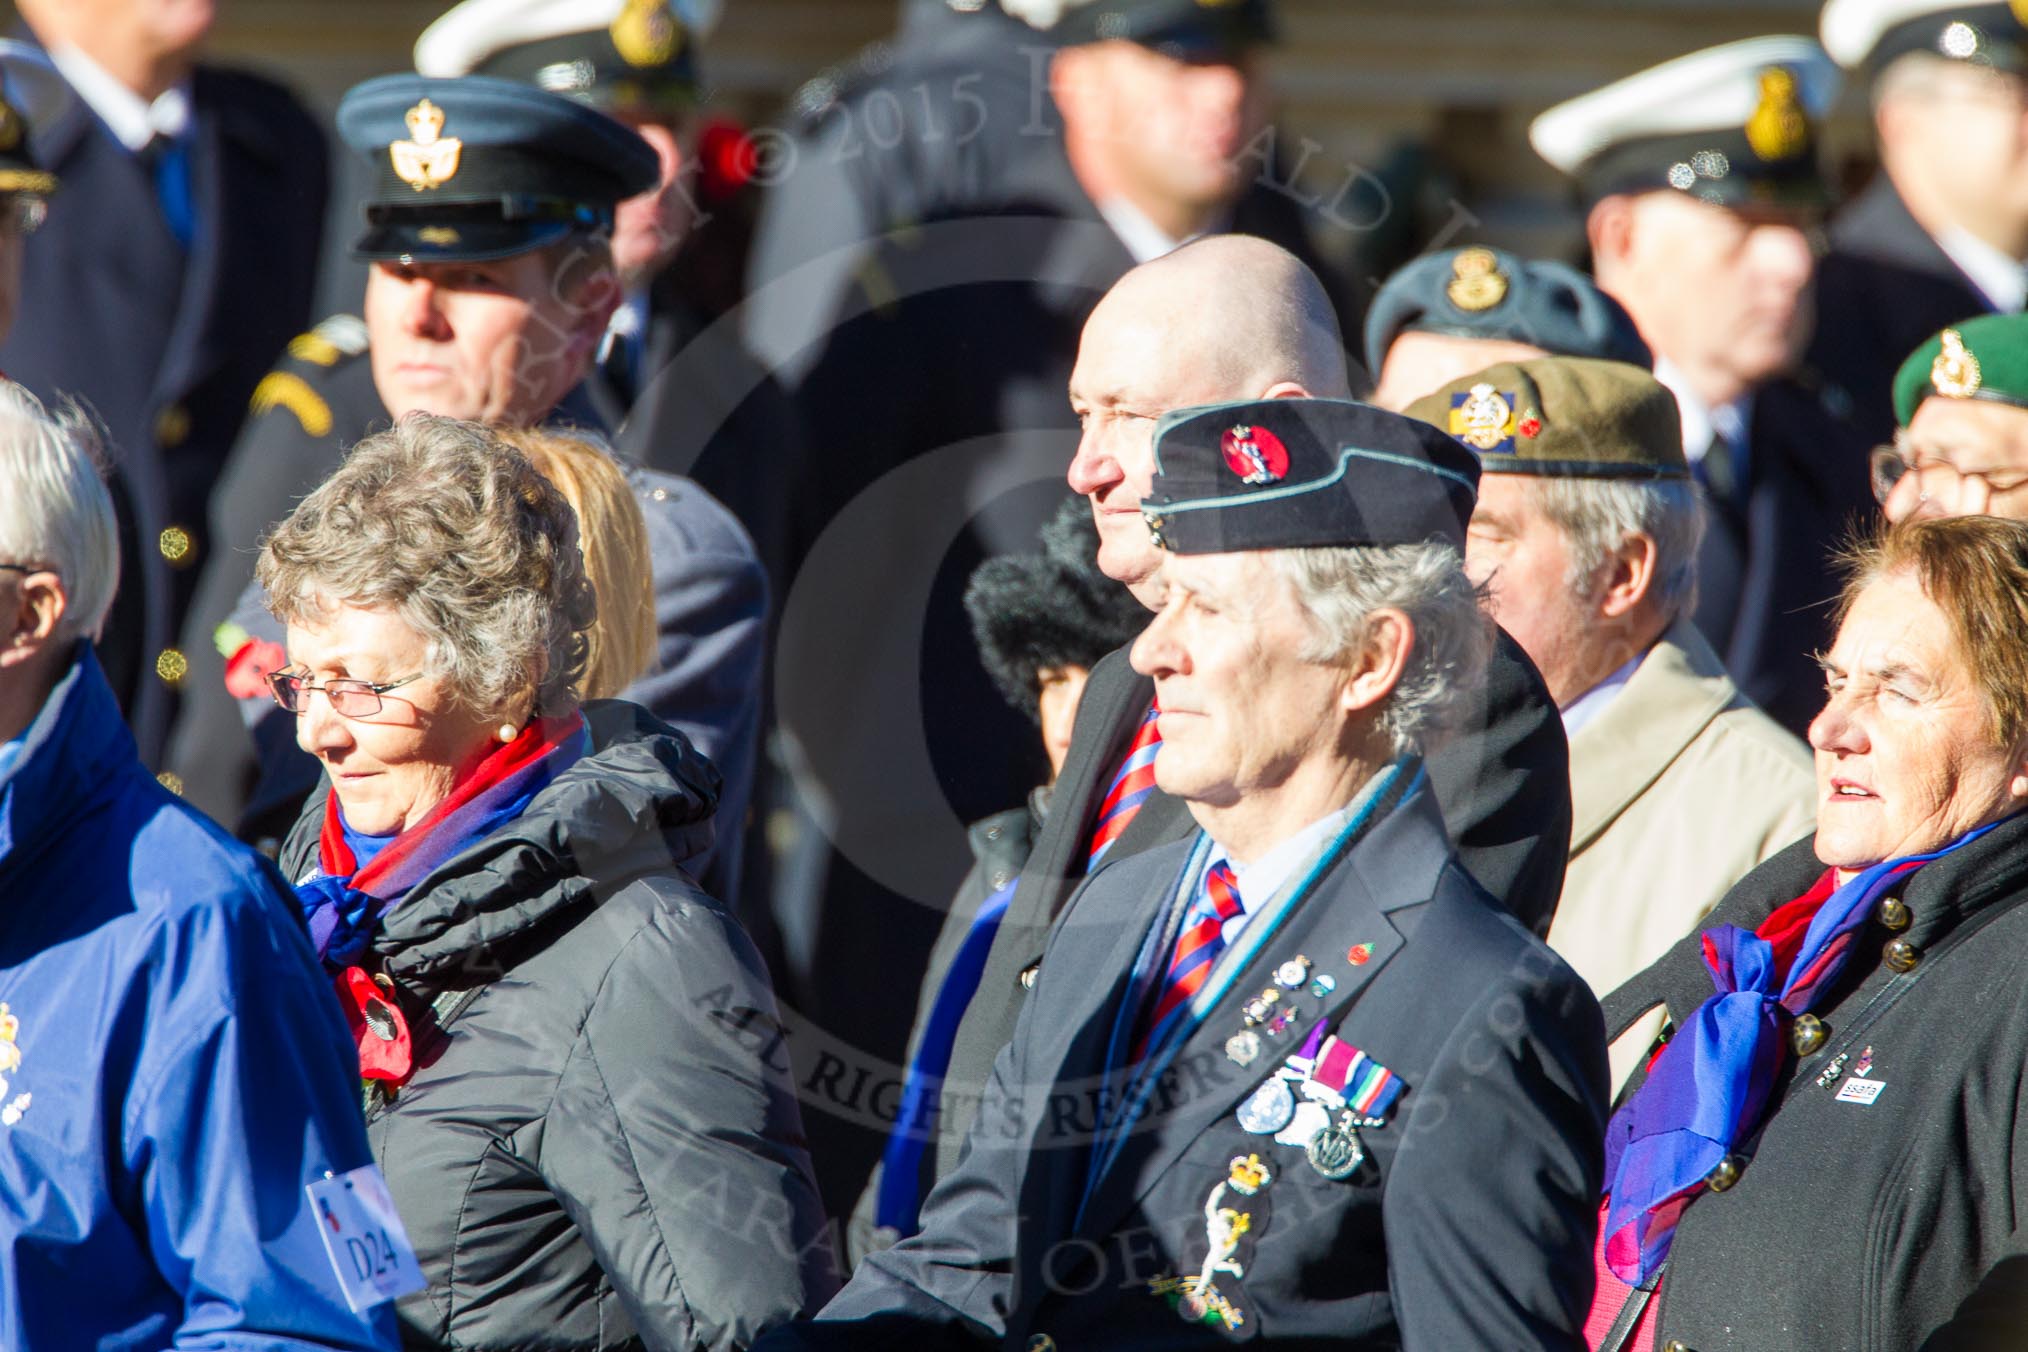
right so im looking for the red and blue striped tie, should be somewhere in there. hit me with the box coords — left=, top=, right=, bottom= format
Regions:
left=1132, top=860, right=1243, bottom=1063
left=1088, top=701, right=1161, bottom=869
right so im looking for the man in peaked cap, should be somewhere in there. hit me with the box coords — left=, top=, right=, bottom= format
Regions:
left=414, top=0, right=806, bottom=599
left=1408, top=358, right=1816, bottom=1092
left=1362, top=244, right=1652, bottom=410
left=1876, top=312, right=2028, bottom=520
left=1532, top=34, right=1875, bottom=739
left=169, top=73, right=767, bottom=910
left=1814, top=0, right=2028, bottom=441
left=758, top=397, right=1605, bottom=1352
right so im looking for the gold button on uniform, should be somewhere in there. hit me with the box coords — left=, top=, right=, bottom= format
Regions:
left=154, top=648, right=188, bottom=686
left=1018, top=962, right=1040, bottom=991
left=1704, top=1156, right=1742, bottom=1192
left=1026, top=1336, right=1057, bottom=1352
left=1664, top=1342, right=1690, bottom=1352
left=1790, top=1013, right=1826, bottom=1056
left=1884, top=937, right=1921, bottom=973
left=158, top=525, right=194, bottom=567
left=155, top=771, right=184, bottom=796
left=1877, top=896, right=1911, bottom=931
left=154, top=403, right=191, bottom=448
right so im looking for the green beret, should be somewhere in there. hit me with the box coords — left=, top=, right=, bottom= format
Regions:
left=1404, top=357, right=1687, bottom=480
left=1892, top=313, right=2028, bottom=426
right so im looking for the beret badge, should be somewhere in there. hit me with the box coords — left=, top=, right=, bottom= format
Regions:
left=1448, top=384, right=1518, bottom=454
left=391, top=98, right=462, bottom=191
left=1445, top=248, right=1509, bottom=313
left=1220, top=423, right=1290, bottom=485
left=612, top=0, right=683, bottom=69
left=1932, top=328, right=1983, bottom=399
left=1744, top=66, right=1809, bottom=162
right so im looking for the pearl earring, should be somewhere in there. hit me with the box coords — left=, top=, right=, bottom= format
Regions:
left=497, top=723, right=519, bottom=743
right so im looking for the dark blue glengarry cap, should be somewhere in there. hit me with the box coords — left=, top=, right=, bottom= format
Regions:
left=1142, top=398, right=1480, bottom=555
left=336, top=74, right=661, bottom=263
left=414, top=0, right=702, bottom=114
left=1362, top=247, right=1652, bottom=377
left=1039, top=0, right=1276, bottom=59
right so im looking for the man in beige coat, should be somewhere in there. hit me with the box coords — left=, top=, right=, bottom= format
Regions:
left=1409, top=357, right=1816, bottom=1090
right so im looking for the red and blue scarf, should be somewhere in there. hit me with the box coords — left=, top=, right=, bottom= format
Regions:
left=294, top=713, right=593, bottom=971
left=1601, top=822, right=2000, bottom=1286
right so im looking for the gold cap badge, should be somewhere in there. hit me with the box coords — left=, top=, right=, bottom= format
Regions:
left=612, top=0, right=682, bottom=69
left=390, top=98, right=462, bottom=192
left=1932, top=328, right=1983, bottom=399
left=1449, top=384, right=1516, bottom=451
left=1446, top=247, right=1509, bottom=313
left=1745, top=67, right=1810, bottom=162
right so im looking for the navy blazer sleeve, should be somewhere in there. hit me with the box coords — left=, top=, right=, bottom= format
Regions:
left=1381, top=912, right=1607, bottom=1351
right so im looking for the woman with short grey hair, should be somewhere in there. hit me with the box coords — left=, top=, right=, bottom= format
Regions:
left=259, top=414, right=836, bottom=1350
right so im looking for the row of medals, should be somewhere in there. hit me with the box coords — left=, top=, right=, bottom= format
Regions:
left=1227, top=955, right=1369, bottom=1181
left=1155, top=955, right=1371, bottom=1333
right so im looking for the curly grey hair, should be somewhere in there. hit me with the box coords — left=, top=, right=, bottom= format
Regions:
left=256, top=414, right=596, bottom=720
left=1269, top=540, right=1492, bottom=756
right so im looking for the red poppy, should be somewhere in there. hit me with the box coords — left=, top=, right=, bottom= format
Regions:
left=337, top=966, right=413, bottom=1085
left=222, top=637, right=288, bottom=700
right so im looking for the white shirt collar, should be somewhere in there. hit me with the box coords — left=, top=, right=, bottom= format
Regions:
left=1653, top=356, right=1753, bottom=465
left=1935, top=226, right=2025, bottom=315
left=1096, top=195, right=1186, bottom=266
left=1559, top=650, right=1645, bottom=738
left=47, top=44, right=191, bottom=153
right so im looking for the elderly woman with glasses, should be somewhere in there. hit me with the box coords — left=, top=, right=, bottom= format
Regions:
left=1586, top=515, right=2028, bottom=1351
left=1875, top=314, right=2028, bottom=524
left=256, top=414, right=836, bottom=1350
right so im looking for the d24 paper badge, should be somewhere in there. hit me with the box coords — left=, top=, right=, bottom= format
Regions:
left=307, top=1164, right=427, bottom=1312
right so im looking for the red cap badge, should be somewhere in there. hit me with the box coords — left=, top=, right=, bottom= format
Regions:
left=1220, top=423, right=1290, bottom=485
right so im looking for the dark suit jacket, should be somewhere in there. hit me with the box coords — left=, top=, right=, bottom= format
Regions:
left=0, top=61, right=327, bottom=761
left=1691, top=377, right=1876, bottom=738
left=1809, top=174, right=1999, bottom=445
left=899, top=623, right=1571, bottom=1200
left=765, top=783, right=1606, bottom=1350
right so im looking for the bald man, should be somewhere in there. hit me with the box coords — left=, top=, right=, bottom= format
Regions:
left=853, top=235, right=1571, bottom=1258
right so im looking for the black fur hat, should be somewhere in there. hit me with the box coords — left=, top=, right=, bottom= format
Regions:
left=965, top=497, right=1149, bottom=723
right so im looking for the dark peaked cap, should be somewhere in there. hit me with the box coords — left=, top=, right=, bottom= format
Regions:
left=337, top=73, right=660, bottom=262
left=1141, top=398, right=1479, bottom=555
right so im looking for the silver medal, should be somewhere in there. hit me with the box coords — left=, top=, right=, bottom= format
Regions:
left=1235, top=1077, right=1296, bottom=1134
left=1305, top=1114, right=1366, bottom=1181
left=1275, top=1098, right=1330, bottom=1147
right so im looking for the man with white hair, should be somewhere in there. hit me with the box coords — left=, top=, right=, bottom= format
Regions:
left=1531, top=35, right=1875, bottom=737
left=1408, top=357, right=1817, bottom=1091
left=0, top=384, right=399, bottom=1349
left=759, top=396, right=1606, bottom=1350
left=852, top=235, right=1573, bottom=1257
left=1815, top=0, right=2028, bottom=440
